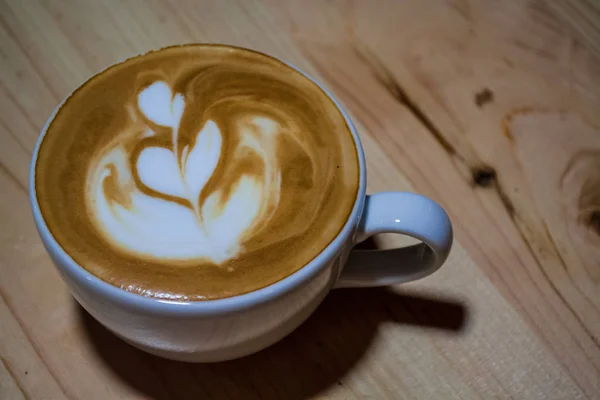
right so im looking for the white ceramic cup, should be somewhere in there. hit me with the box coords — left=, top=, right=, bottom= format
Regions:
left=29, top=50, right=453, bottom=362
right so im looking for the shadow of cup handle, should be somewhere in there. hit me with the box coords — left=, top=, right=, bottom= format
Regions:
left=336, top=192, right=453, bottom=288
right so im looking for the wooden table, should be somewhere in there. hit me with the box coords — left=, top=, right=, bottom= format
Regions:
left=1, top=1, right=600, bottom=398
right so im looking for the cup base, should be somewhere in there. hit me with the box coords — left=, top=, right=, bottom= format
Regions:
left=105, top=289, right=328, bottom=363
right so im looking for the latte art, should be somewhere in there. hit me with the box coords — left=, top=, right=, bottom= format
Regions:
left=88, top=81, right=285, bottom=264
left=35, top=45, right=358, bottom=300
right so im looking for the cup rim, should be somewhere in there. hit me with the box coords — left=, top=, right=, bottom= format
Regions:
left=29, top=43, right=367, bottom=317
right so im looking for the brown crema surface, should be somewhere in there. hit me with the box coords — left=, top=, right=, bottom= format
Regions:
left=35, top=44, right=358, bottom=301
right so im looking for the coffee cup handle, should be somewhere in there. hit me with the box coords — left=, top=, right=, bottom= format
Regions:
left=335, top=192, right=453, bottom=288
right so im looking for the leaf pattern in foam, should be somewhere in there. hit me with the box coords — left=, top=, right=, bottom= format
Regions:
left=106, top=80, right=274, bottom=263
left=136, top=80, right=220, bottom=207
left=183, top=120, right=222, bottom=209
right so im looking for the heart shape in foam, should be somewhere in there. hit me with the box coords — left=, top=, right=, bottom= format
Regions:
left=135, top=119, right=222, bottom=209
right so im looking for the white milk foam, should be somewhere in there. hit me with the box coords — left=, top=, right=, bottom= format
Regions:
left=85, top=81, right=282, bottom=264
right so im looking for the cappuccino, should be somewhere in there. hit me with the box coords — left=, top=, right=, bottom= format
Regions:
left=35, top=45, right=358, bottom=300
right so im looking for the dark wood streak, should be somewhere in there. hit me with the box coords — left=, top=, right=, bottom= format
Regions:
left=0, top=12, right=62, bottom=102
left=449, top=0, right=474, bottom=24
left=0, top=119, right=33, bottom=156
left=511, top=39, right=557, bottom=60
left=298, top=44, right=385, bottom=133
left=0, top=291, right=71, bottom=399
left=0, top=81, right=42, bottom=137
left=494, top=180, right=517, bottom=218
left=0, top=356, right=28, bottom=400
left=350, top=44, right=459, bottom=158
left=0, top=162, right=27, bottom=195
left=527, top=0, right=565, bottom=34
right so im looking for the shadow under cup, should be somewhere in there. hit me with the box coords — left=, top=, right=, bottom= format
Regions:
left=29, top=44, right=452, bottom=362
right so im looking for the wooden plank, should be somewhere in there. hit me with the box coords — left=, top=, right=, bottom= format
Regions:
left=0, top=357, right=27, bottom=400
left=0, top=0, right=597, bottom=398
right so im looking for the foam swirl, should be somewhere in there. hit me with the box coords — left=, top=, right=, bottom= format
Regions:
left=86, top=81, right=285, bottom=264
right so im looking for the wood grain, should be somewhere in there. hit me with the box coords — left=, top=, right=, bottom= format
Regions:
left=0, top=0, right=599, bottom=398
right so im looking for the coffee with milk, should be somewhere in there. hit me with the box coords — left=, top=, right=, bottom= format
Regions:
left=34, top=44, right=359, bottom=300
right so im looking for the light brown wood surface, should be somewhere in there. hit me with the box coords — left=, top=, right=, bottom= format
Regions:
left=1, top=0, right=600, bottom=399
